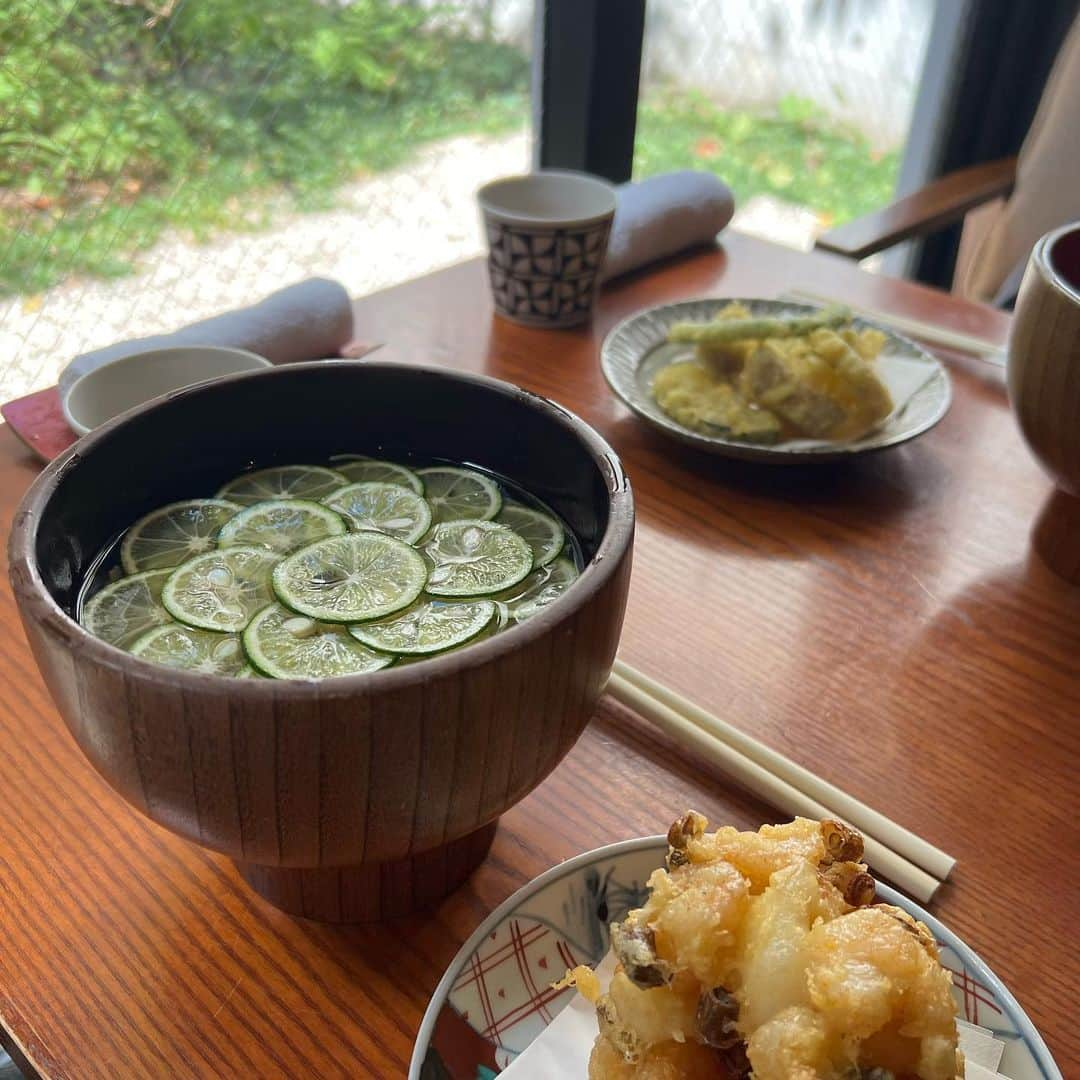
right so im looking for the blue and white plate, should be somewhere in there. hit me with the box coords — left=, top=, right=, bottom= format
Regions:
left=410, top=836, right=1062, bottom=1080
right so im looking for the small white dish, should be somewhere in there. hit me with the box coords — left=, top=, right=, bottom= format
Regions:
left=601, top=298, right=952, bottom=463
left=411, top=835, right=1062, bottom=1079
left=62, top=345, right=272, bottom=435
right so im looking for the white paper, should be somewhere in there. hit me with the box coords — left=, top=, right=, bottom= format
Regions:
left=500, top=952, right=618, bottom=1077
left=965, top=1061, right=1006, bottom=1080
left=957, top=1025, right=1006, bottom=1071
left=501, top=951, right=1013, bottom=1079
left=776, top=350, right=940, bottom=451
left=958, top=1019, right=996, bottom=1039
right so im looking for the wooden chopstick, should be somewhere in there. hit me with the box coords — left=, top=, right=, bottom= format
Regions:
left=784, top=288, right=1006, bottom=364
left=614, top=660, right=955, bottom=880
left=607, top=662, right=951, bottom=903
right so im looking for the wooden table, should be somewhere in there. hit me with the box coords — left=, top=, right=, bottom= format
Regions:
left=0, top=233, right=1076, bottom=1078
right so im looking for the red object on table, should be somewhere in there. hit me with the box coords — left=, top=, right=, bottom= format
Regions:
left=0, top=386, right=76, bottom=462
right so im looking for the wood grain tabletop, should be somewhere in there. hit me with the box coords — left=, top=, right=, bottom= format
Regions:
left=0, top=232, right=1076, bottom=1078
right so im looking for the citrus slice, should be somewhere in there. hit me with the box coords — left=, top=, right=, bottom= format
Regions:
left=423, top=520, right=533, bottom=597
left=272, top=532, right=427, bottom=622
left=80, top=568, right=174, bottom=648
left=217, top=464, right=347, bottom=506
left=496, top=502, right=565, bottom=568
left=510, top=556, right=580, bottom=622
left=120, top=498, right=240, bottom=574
left=348, top=598, right=496, bottom=656
left=415, top=466, right=501, bottom=524
left=130, top=624, right=252, bottom=677
left=162, top=546, right=279, bottom=632
left=332, top=457, right=424, bottom=494
left=322, top=482, right=432, bottom=544
left=243, top=603, right=392, bottom=679
left=217, top=499, right=346, bottom=555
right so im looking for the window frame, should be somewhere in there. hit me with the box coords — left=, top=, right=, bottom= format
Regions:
left=533, top=0, right=646, bottom=183
left=535, top=0, right=1076, bottom=286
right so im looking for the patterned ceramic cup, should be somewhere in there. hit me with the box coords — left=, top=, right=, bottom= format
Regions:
left=478, top=170, right=616, bottom=328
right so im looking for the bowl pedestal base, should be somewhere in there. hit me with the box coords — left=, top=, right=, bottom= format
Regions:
left=1033, top=488, right=1080, bottom=584
left=234, top=820, right=498, bottom=923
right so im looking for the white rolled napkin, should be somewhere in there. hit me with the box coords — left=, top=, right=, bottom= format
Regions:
left=59, top=277, right=355, bottom=394
left=600, top=171, right=735, bottom=283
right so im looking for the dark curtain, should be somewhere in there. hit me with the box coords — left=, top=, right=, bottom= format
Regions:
left=914, top=0, right=1080, bottom=287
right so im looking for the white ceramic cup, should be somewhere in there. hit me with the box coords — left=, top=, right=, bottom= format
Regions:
left=477, top=170, right=616, bottom=328
left=62, top=345, right=272, bottom=435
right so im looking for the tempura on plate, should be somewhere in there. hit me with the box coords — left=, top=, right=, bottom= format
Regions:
left=653, top=304, right=893, bottom=443
left=561, top=815, right=962, bottom=1080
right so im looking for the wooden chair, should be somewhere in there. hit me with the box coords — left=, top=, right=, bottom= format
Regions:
left=814, top=156, right=1018, bottom=263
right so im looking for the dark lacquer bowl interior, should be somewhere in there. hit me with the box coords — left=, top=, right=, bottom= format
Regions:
left=13, top=360, right=632, bottom=691
left=8, top=362, right=634, bottom=907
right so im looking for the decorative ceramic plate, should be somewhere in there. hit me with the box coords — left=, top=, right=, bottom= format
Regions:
left=410, top=836, right=1062, bottom=1080
left=600, top=298, right=951, bottom=463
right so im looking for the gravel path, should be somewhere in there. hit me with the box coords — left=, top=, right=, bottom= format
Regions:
left=0, top=127, right=819, bottom=404
left=0, top=130, right=531, bottom=402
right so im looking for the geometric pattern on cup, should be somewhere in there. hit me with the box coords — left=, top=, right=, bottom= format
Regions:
left=486, top=220, right=611, bottom=326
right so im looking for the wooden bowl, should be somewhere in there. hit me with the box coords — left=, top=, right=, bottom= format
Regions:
left=1008, top=221, right=1080, bottom=582
left=8, top=361, right=634, bottom=922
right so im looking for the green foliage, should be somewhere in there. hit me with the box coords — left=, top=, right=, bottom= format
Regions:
left=0, top=0, right=528, bottom=295
left=635, top=89, right=899, bottom=227
left=3, top=1, right=898, bottom=300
